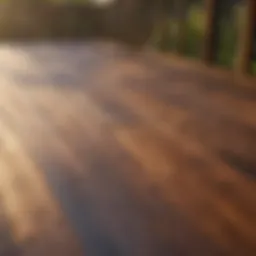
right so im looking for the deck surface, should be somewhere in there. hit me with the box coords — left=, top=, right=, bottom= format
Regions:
left=0, top=41, right=255, bottom=256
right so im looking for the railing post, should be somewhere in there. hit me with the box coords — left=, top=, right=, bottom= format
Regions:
left=202, top=0, right=218, bottom=64
left=236, top=0, right=256, bottom=74
left=175, top=0, right=189, bottom=54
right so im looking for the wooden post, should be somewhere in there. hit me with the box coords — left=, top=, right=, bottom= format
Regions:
left=175, top=0, right=189, bottom=54
left=158, top=15, right=171, bottom=50
left=202, top=0, right=219, bottom=64
left=236, top=0, right=256, bottom=74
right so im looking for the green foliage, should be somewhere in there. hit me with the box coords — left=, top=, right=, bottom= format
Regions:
left=155, top=1, right=256, bottom=75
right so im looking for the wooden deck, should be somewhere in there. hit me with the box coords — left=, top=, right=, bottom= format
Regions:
left=0, top=41, right=255, bottom=256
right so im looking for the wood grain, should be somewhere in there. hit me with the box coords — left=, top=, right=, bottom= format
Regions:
left=0, top=41, right=255, bottom=256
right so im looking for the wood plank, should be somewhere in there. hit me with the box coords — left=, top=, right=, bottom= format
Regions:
left=0, top=42, right=255, bottom=255
left=0, top=122, right=83, bottom=256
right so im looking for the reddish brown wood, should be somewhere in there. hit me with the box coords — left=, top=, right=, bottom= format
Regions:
left=202, top=0, right=218, bottom=63
left=0, top=42, right=255, bottom=255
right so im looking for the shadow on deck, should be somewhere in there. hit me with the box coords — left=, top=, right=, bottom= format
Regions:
left=0, top=41, right=255, bottom=256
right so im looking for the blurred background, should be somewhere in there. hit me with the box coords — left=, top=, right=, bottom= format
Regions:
left=0, top=0, right=255, bottom=74
left=0, top=2, right=255, bottom=255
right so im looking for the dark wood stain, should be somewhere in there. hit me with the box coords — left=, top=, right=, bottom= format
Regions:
left=219, top=151, right=256, bottom=180
left=0, top=42, right=255, bottom=256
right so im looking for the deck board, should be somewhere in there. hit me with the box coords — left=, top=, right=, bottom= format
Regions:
left=0, top=41, right=255, bottom=256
